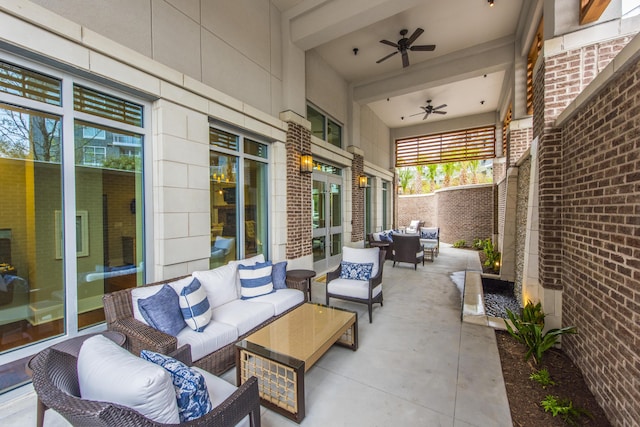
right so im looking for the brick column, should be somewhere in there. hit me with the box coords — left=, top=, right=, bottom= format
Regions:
left=351, top=152, right=365, bottom=243
left=283, top=119, right=312, bottom=260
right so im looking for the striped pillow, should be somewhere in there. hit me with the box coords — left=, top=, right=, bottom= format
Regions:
left=179, top=278, right=212, bottom=332
left=238, top=261, right=275, bottom=299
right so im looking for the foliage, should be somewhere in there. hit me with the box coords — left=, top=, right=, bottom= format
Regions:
left=103, top=155, right=140, bottom=171
left=529, top=368, right=555, bottom=388
left=441, top=162, right=457, bottom=187
left=505, top=301, right=577, bottom=365
left=482, top=238, right=501, bottom=272
left=540, top=395, right=592, bottom=425
left=472, top=238, right=485, bottom=250
left=398, top=168, right=414, bottom=194
left=452, top=239, right=466, bottom=248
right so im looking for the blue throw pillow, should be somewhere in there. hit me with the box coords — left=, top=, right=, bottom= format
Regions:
left=141, top=350, right=212, bottom=422
left=238, top=261, right=275, bottom=299
left=271, top=261, right=288, bottom=289
left=380, top=231, right=393, bottom=242
left=179, top=278, right=211, bottom=332
left=340, top=261, right=374, bottom=281
left=420, top=228, right=438, bottom=239
left=137, top=285, right=186, bottom=336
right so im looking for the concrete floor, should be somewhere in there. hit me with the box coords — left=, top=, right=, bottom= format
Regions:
left=0, top=244, right=512, bottom=427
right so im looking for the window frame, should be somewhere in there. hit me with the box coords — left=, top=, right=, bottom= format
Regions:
left=306, top=103, right=343, bottom=148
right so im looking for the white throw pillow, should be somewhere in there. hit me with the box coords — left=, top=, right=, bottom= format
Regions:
left=342, top=246, right=380, bottom=278
left=193, top=264, right=238, bottom=309
left=77, top=335, right=180, bottom=424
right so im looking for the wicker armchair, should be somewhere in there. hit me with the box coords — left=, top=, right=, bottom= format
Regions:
left=391, top=234, right=424, bottom=270
left=326, top=247, right=386, bottom=323
left=30, top=346, right=261, bottom=427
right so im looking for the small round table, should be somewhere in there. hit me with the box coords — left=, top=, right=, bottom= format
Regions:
left=286, top=269, right=316, bottom=301
left=26, top=331, right=126, bottom=427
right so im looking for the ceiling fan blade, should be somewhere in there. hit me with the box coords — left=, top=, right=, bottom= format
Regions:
left=401, top=50, right=410, bottom=68
left=433, top=111, right=447, bottom=115
left=409, top=112, right=424, bottom=117
left=433, top=104, right=447, bottom=110
left=407, top=27, right=424, bottom=45
left=376, top=51, right=398, bottom=64
left=410, top=44, right=436, bottom=51
left=380, top=39, right=399, bottom=48
left=422, top=113, right=429, bottom=120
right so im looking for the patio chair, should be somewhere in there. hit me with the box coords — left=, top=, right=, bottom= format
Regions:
left=326, top=246, right=386, bottom=323
left=391, top=234, right=424, bottom=270
left=29, top=345, right=261, bottom=427
left=405, top=220, right=423, bottom=234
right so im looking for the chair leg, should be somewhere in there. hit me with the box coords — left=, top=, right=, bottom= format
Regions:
left=368, top=303, right=373, bottom=323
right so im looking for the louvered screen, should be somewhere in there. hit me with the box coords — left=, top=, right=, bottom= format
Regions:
left=396, top=126, right=496, bottom=167
left=0, top=60, right=61, bottom=106
left=74, top=85, right=143, bottom=127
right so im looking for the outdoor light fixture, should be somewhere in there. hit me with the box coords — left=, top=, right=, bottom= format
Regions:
left=359, top=175, right=368, bottom=188
left=300, top=153, right=313, bottom=174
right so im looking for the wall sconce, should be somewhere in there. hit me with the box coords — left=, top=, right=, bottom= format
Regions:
left=300, top=153, right=313, bottom=174
left=359, top=175, right=368, bottom=188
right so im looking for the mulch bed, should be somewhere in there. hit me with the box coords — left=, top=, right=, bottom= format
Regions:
left=495, top=330, right=612, bottom=426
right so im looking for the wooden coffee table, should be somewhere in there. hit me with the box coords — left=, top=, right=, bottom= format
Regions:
left=236, top=303, right=357, bottom=423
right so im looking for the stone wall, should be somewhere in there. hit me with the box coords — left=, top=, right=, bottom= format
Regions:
left=398, top=184, right=493, bottom=245
left=559, top=56, right=640, bottom=427
left=514, top=154, right=531, bottom=304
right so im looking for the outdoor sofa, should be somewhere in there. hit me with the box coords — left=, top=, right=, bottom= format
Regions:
left=103, top=254, right=307, bottom=376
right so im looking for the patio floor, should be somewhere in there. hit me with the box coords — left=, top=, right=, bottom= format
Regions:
left=0, top=244, right=512, bottom=426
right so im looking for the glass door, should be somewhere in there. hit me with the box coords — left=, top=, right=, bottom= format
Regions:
left=312, top=173, right=342, bottom=273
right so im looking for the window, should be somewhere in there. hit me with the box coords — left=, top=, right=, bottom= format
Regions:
left=0, top=56, right=148, bottom=357
left=209, top=126, right=269, bottom=268
left=82, top=145, right=106, bottom=166
left=396, top=126, right=496, bottom=167
left=307, top=104, right=342, bottom=148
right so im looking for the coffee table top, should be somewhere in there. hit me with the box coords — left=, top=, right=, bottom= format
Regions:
left=240, top=303, right=356, bottom=371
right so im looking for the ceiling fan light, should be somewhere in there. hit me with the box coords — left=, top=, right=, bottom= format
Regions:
left=488, top=0, right=495, bottom=6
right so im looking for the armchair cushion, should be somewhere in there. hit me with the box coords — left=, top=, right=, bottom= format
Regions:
left=327, top=278, right=382, bottom=300
left=193, top=264, right=238, bottom=309
left=339, top=261, right=374, bottom=281
left=178, top=278, right=212, bottom=332
left=420, top=227, right=439, bottom=240
left=141, top=350, right=212, bottom=422
left=342, top=246, right=380, bottom=277
left=239, top=261, right=275, bottom=299
left=78, top=335, right=180, bottom=424
left=137, top=284, right=186, bottom=336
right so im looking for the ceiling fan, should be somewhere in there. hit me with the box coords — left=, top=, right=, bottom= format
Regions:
left=376, top=28, right=436, bottom=68
left=410, top=100, right=448, bottom=120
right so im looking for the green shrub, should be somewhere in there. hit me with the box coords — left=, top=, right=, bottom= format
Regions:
left=530, top=368, right=555, bottom=388
left=482, top=238, right=501, bottom=272
left=472, top=238, right=484, bottom=250
left=452, top=239, right=466, bottom=248
left=541, top=395, right=592, bottom=425
left=505, top=301, right=577, bottom=365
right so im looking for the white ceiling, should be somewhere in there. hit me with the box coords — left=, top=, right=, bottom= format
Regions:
left=274, top=0, right=527, bottom=129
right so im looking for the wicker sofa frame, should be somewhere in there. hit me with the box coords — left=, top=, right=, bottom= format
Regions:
left=103, top=275, right=308, bottom=376
left=30, top=345, right=261, bottom=427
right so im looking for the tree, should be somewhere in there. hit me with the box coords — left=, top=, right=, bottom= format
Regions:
left=442, top=162, right=457, bottom=187
left=398, top=167, right=414, bottom=194
left=0, top=107, right=61, bottom=161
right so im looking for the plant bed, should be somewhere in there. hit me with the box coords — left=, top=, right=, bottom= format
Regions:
left=495, top=330, right=611, bottom=426
left=482, top=276, right=520, bottom=319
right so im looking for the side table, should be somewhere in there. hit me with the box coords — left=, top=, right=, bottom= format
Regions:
left=286, top=269, right=316, bottom=301
left=26, top=331, right=126, bottom=427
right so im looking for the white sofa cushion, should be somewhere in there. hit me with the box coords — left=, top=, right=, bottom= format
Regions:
left=212, top=299, right=274, bottom=336
left=192, top=367, right=250, bottom=427
left=246, top=288, right=304, bottom=316
left=78, top=335, right=180, bottom=424
left=327, top=278, right=382, bottom=300
left=193, top=264, right=238, bottom=309
left=342, top=246, right=380, bottom=277
left=177, top=321, right=239, bottom=363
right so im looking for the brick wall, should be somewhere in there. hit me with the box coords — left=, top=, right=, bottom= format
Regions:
left=509, top=127, right=533, bottom=168
left=351, top=154, right=365, bottom=242
left=560, top=58, right=640, bottom=427
left=285, top=122, right=312, bottom=259
left=398, top=184, right=493, bottom=245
